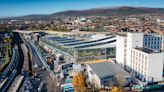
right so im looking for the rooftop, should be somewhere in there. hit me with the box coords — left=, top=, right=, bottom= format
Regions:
left=88, top=62, right=130, bottom=79
left=42, top=34, right=116, bottom=50
left=144, top=33, right=162, bottom=37
left=117, top=32, right=127, bottom=37
left=78, top=42, right=116, bottom=50
left=135, top=47, right=159, bottom=53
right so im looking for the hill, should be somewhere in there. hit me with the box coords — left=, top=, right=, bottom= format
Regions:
left=51, top=6, right=164, bottom=17
left=1, top=6, right=164, bottom=20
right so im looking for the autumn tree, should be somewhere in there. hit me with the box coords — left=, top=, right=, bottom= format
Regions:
left=110, top=86, right=124, bottom=92
left=72, top=73, right=87, bottom=92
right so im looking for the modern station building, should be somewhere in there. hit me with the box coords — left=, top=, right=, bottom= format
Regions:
left=116, top=32, right=164, bottom=82
left=39, top=34, right=116, bottom=62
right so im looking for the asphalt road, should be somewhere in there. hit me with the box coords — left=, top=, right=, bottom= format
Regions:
left=13, top=32, right=24, bottom=74
left=28, top=42, right=58, bottom=92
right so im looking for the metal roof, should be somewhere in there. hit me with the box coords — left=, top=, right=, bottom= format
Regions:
left=78, top=42, right=116, bottom=50
left=71, top=36, right=116, bottom=48
left=42, top=35, right=116, bottom=50
left=88, top=62, right=130, bottom=79
left=63, top=36, right=115, bottom=46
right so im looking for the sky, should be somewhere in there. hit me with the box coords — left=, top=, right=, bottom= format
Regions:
left=0, top=0, right=164, bottom=17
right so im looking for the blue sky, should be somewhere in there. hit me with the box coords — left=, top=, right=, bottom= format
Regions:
left=0, top=0, right=164, bottom=17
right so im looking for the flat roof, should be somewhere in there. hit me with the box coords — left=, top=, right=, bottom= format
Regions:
left=117, top=32, right=127, bottom=37
left=135, top=47, right=157, bottom=53
left=88, top=62, right=130, bottom=79
left=144, top=33, right=162, bottom=37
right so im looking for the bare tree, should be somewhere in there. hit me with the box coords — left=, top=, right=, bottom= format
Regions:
left=114, top=73, right=127, bottom=87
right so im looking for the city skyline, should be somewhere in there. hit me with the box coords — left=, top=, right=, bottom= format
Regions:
left=0, top=1, right=164, bottom=91
left=0, top=0, right=164, bottom=17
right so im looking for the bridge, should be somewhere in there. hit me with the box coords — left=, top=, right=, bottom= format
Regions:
left=13, top=30, right=112, bottom=35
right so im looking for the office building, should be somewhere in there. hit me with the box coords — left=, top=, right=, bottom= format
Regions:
left=116, top=33, right=127, bottom=67
left=130, top=48, right=163, bottom=82
left=116, top=32, right=164, bottom=82
left=144, top=33, right=162, bottom=52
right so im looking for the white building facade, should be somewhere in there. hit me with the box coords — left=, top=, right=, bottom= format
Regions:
left=126, top=33, right=144, bottom=70
left=131, top=48, right=163, bottom=82
left=116, top=32, right=164, bottom=82
left=116, top=34, right=127, bottom=67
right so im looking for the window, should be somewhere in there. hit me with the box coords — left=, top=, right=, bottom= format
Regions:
left=139, top=53, right=141, bottom=57
left=145, top=72, right=146, bottom=76
left=145, top=61, right=147, bottom=66
left=148, top=42, right=150, bottom=45
left=154, top=41, right=156, bottom=44
left=151, top=46, right=153, bottom=48
left=145, top=56, right=147, bottom=61
left=142, top=55, right=144, bottom=58
left=154, top=38, right=156, bottom=41
left=145, top=66, right=147, bottom=71
left=157, top=46, right=159, bottom=49
left=144, top=38, right=147, bottom=41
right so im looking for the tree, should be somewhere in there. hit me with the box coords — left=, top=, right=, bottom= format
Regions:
left=72, top=74, right=78, bottom=91
left=110, top=73, right=126, bottom=92
left=72, top=73, right=87, bottom=92
left=110, top=86, right=124, bottom=92
left=114, top=73, right=127, bottom=87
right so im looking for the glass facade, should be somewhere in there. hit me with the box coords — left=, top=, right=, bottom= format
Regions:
left=39, top=36, right=116, bottom=62
left=144, top=34, right=162, bottom=51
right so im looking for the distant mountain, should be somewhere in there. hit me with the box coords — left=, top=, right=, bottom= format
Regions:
left=0, top=14, right=48, bottom=21
left=51, top=6, right=164, bottom=17
left=1, top=6, right=164, bottom=20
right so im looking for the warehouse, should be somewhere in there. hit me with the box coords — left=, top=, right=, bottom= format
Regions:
left=87, top=62, right=131, bottom=89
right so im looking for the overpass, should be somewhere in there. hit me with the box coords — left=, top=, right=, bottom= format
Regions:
left=13, top=30, right=112, bottom=35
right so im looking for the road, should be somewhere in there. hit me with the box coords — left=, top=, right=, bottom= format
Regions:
left=14, top=30, right=112, bottom=35
left=13, top=32, right=24, bottom=74
left=0, top=32, right=25, bottom=92
left=28, top=42, right=58, bottom=92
